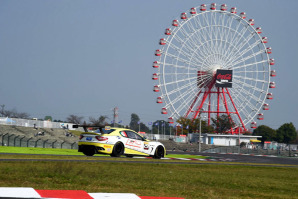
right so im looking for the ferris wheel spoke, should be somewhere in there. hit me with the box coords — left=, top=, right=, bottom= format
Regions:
left=231, top=39, right=263, bottom=62
left=163, top=62, right=198, bottom=71
left=166, top=85, right=199, bottom=112
left=171, top=38, right=206, bottom=65
left=204, top=12, right=217, bottom=55
left=233, top=79, right=266, bottom=100
left=224, top=29, right=253, bottom=63
left=164, top=72, right=197, bottom=76
left=192, top=17, right=216, bottom=56
left=228, top=20, right=251, bottom=50
left=221, top=14, right=235, bottom=56
left=226, top=33, right=262, bottom=65
left=190, top=30, right=214, bottom=59
left=163, top=78, right=197, bottom=96
left=234, top=32, right=257, bottom=53
left=168, top=39, right=205, bottom=66
left=232, top=60, right=268, bottom=70
left=164, top=52, right=201, bottom=68
left=188, top=18, right=219, bottom=60
left=162, top=76, right=197, bottom=87
left=229, top=49, right=265, bottom=68
left=171, top=33, right=210, bottom=65
left=229, top=87, right=260, bottom=116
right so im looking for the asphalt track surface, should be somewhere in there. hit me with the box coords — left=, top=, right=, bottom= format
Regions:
left=168, top=151, right=298, bottom=166
left=1, top=152, right=298, bottom=167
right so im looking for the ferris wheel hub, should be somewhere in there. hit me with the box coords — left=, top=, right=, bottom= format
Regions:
left=208, top=64, right=222, bottom=75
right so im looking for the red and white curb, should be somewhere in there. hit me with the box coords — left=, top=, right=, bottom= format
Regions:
left=133, top=156, right=234, bottom=162
left=0, top=188, right=184, bottom=199
left=210, top=152, right=277, bottom=157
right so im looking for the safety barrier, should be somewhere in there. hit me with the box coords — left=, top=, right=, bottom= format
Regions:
left=0, top=133, right=77, bottom=149
left=203, top=145, right=297, bottom=157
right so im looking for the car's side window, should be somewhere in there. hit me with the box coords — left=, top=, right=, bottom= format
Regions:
left=120, top=131, right=128, bottom=138
left=126, top=131, right=143, bottom=140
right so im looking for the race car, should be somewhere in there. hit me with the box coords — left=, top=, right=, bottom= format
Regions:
left=75, top=125, right=166, bottom=159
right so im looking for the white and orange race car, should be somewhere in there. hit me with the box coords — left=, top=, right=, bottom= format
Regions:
left=75, top=125, right=166, bottom=159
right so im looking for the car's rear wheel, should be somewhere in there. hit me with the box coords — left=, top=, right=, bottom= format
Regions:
left=153, top=145, right=164, bottom=159
left=110, top=142, right=124, bottom=157
left=83, top=149, right=95, bottom=156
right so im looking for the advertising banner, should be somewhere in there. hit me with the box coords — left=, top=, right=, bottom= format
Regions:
left=215, top=69, right=233, bottom=87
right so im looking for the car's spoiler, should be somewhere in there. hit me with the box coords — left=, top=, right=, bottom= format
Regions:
left=72, top=124, right=105, bottom=132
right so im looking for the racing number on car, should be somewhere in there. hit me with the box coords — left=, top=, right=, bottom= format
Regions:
left=150, top=145, right=154, bottom=153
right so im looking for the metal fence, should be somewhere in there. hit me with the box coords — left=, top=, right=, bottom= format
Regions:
left=204, top=146, right=297, bottom=157
left=0, top=133, right=78, bottom=150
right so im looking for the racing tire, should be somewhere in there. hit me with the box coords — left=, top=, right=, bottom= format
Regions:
left=153, top=145, right=164, bottom=159
left=83, top=149, right=95, bottom=156
left=110, top=142, right=124, bottom=157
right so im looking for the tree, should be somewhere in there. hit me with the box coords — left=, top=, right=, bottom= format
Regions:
left=128, top=113, right=150, bottom=133
left=89, top=115, right=109, bottom=126
left=276, top=123, right=296, bottom=144
left=293, top=130, right=298, bottom=144
left=67, top=115, right=84, bottom=124
left=252, top=125, right=276, bottom=143
left=44, top=116, right=52, bottom=121
left=211, top=115, right=235, bottom=134
left=175, top=117, right=214, bottom=134
left=2, top=108, right=30, bottom=119
left=129, top=113, right=140, bottom=131
left=176, top=117, right=192, bottom=134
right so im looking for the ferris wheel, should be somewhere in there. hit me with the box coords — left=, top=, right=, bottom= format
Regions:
left=152, top=3, right=276, bottom=132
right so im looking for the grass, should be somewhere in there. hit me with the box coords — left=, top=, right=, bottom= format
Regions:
left=0, top=161, right=297, bottom=199
left=0, top=146, right=297, bottom=198
left=0, top=146, right=207, bottom=159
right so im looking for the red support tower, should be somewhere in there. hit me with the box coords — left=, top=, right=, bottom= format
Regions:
left=184, top=69, right=247, bottom=134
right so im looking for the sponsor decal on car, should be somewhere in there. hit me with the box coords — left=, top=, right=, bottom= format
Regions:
left=126, top=139, right=142, bottom=148
left=144, top=144, right=149, bottom=150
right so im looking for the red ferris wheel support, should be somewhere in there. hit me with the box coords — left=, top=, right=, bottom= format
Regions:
left=184, top=71, right=247, bottom=134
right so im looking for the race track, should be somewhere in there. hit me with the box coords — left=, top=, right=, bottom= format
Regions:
left=1, top=152, right=297, bottom=167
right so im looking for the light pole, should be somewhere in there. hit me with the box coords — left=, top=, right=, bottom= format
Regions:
left=199, top=109, right=204, bottom=152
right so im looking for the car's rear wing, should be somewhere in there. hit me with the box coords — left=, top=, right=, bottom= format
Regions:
left=72, top=124, right=105, bottom=132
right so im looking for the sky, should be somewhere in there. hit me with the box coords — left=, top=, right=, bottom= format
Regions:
left=0, top=0, right=297, bottom=130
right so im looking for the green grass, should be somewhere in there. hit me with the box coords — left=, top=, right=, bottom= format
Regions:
left=0, top=146, right=80, bottom=155
left=0, top=146, right=207, bottom=159
left=0, top=161, right=297, bottom=199
left=0, top=146, right=297, bottom=198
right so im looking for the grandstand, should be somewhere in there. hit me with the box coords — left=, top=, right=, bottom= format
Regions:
left=0, top=118, right=79, bottom=149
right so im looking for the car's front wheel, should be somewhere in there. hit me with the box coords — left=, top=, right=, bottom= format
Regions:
left=153, top=145, right=164, bottom=159
left=110, top=142, right=124, bottom=157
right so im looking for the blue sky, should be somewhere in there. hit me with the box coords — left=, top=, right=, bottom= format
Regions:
left=0, top=0, right=297, bottom=130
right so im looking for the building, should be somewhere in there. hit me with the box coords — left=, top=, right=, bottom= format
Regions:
left=201, top=133, right=261, bottom=146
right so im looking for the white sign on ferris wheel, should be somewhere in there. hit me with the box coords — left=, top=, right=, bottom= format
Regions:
left=152, top=3, right=276, bottom=133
